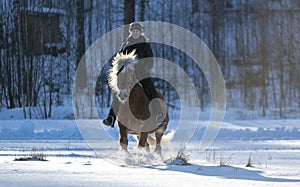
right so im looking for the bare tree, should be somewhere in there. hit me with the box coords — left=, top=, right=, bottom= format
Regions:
left=123, top=0, right=135, bottom=35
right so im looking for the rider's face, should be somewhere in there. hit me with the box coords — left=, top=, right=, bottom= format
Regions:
left=131, top=29, right=141, bottom=39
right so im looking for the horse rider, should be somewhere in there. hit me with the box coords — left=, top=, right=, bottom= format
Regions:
left=103, top=22, right=164, bottom=128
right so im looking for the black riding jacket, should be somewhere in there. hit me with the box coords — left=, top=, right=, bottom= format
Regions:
left=120, top=35, right=154, bottom=76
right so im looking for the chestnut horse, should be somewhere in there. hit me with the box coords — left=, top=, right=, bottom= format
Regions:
left=108, top=51, right=169, bottom=154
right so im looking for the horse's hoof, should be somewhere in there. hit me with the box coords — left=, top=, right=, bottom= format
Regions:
left=138, top=146, right=150, bottom=153
left=154, top=149, right=161, bottom=155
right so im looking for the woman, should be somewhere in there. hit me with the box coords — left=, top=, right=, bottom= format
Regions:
left=103, top=22, right=160, bottom=127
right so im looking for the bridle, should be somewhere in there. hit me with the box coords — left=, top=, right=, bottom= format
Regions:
left=116, top=64, right=125, bottom=76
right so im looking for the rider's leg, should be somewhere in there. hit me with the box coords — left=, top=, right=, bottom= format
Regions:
left=139, top=78, right=158, bottom=100
left=139, top=78, right=166, bottom=125
left=103, top=96, right=119, bottom=127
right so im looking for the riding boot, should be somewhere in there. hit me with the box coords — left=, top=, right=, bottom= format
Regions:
left=103, top=108, right=116, bottom=127
left=103, top=96, right=119, bottom=128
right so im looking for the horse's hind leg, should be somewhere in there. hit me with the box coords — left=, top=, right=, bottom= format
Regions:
left=118, top=124, right=128, bottom=151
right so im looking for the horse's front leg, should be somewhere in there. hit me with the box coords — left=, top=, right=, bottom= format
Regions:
left=138, top=132, right=150, bottom=152
left=118, top=123, right=128, bottom=151
left=154, top=131, right=162, bottom=154
left=154, top=126, right=167, bottom=155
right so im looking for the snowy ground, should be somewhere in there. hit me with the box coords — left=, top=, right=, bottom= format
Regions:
left=0, top=107, right=300, bottom=186
left=0, top=140, right=300, bottom=187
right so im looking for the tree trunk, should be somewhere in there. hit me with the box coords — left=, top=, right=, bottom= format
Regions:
left=75, top=0, right=86, bottom=89
left=123, top=0, right=135, bottom=37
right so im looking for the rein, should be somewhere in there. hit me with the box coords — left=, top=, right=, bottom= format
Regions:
left=116, top=65, right=125, bottom=76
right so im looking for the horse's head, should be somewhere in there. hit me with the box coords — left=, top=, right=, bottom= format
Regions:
left=108, top=50, right=138, bottom=102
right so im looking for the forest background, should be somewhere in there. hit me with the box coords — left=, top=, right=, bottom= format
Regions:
left=0, top=0, right=299, bottom=120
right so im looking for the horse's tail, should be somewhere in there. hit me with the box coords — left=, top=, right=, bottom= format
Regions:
left=146, top=130, right=175, bottom=146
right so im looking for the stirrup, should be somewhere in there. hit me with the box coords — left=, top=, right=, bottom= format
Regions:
left=103, top=116, right=115, bottom=128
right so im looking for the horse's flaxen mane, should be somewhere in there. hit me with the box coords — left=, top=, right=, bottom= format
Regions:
left=108, top=50, right=137, bottom=94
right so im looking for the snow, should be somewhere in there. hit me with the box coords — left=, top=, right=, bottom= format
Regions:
left=0, top=107, right=300, bottom=186
left=1, top=140, right=299, bottom=187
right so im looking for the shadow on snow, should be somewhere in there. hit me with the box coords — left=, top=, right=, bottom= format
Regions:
left=144, top=164, right=300, bottom=183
